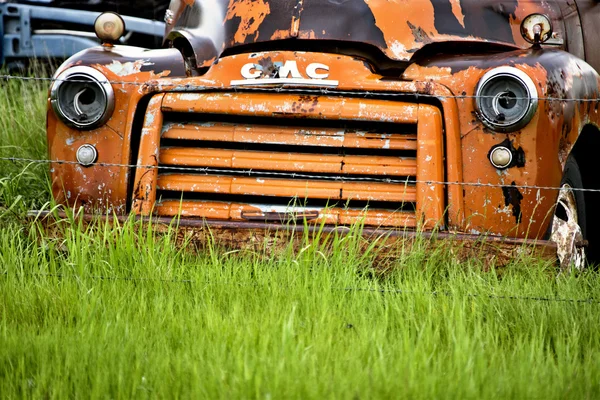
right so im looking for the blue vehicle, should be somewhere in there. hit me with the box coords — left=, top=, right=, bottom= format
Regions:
left=0, top=0, right=167, bottom=69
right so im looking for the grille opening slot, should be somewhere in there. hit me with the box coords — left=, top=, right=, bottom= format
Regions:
left=156, top=167, right=416, bottom=184
left=155, top=191, right=417, bottom=212
left=159, top=139, right=416, bottom=158
left=162, top=112, right=418, bottom=135
left=126, top=94, right=154, bottom=212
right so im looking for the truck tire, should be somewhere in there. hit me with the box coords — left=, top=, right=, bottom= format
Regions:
left=550, top=155, right=587, bottom=270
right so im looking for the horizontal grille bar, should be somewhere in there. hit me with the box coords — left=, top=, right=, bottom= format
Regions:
left=156, top=174, right=416, bottom=202
left=155, top=200, right=416, bottom=228
left=161, top=121, right=417, bottom=151
left=159, top=147, right=417, bottom=177
left=162, top=93, right=420, bottom=124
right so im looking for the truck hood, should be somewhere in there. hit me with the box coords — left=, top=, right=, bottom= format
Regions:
left=167, top=0, right=564, bottom=68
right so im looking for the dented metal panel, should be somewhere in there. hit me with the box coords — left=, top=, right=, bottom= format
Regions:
left=155, top=200, right=417, bottom=227
left=166, top=0, right=566, bottom=68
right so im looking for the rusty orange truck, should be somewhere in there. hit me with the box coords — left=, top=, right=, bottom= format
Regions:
left=43, top=1, right=600, bottom=268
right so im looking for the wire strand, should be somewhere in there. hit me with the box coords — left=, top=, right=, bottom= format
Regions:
left=2, top=156, right=599, bottom=193
left=2, top=73, right=600, bottom=102
left=1, top=271, right=596, bottom=304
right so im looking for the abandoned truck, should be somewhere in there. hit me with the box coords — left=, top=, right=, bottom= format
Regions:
left=42, top=0, right=600, bottom=268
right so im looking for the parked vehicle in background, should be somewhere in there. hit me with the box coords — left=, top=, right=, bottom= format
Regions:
left=40, top=0, right=600, bottom=269
left=17, top=0, right=169, bottom=21
left=0, top=0, right=167, bottom=69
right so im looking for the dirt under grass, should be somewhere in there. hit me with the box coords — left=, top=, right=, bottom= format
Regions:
left=1, top=74, right=600, bottom=399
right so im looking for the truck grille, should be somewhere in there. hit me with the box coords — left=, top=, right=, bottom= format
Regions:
left=131, top=92, right=445, bottom=228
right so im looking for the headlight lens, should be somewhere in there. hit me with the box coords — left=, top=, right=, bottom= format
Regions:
left=475, top=66, right=538, bottom=132
left=50, top=66, right=115, bottom=130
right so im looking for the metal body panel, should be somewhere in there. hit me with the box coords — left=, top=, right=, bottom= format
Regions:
left=574, top=0, right=600, bottom=72
left=165, top=0, right=568, bottom=68
left=29, top=210, right=559, bottom=269
left=47, top=46, right=600, bottom=238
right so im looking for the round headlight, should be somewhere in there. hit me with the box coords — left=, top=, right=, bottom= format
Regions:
left=475, top=66, right=538, bottom=132
left=50, top=66, right=115, bottom=130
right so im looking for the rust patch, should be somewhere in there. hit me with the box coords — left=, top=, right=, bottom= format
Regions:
left=291, top=95, right=319, bottom=113
left=407, top=21, right=432, bottom=44
left=29, top=211, right=559, bottom=270
left=257, top=56, right=277, bottom=77
left=501, top=182, right=523, bottom=224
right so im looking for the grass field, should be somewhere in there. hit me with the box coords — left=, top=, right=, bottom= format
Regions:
left=1, top=76, right=600, bottom=399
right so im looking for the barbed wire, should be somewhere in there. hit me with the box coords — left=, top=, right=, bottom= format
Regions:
left=2, top=155, right=599, bottom=193
left=2, top=73, right=600, bottom=102
left=1, top=271, right=597, bottom=304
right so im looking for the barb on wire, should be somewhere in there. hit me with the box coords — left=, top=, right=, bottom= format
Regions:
left=2, top=155, right=600, bottom=193
left=2, top=73, right=600, bottom=102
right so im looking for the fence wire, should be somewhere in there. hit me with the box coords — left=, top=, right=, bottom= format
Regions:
left=2, top=73, right=600, bottom=102
left=1, top=271, right=597, bottom=305
left=3, top=71, right=599, bottom=194
left=2, top=155, right=600, bottom=193
left=2, top=73, right=599, bottom=308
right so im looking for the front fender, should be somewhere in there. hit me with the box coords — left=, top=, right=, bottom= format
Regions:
left=53, top=45, right=188, bottom=80
left=404, top=48, right=600, bottom=237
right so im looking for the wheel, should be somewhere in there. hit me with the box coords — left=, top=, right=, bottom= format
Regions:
left=549, top=155, right=587, bottom=270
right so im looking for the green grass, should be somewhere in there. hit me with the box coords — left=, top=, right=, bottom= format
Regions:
left=1, top=76, right=600, bottom=399
left=0, top=74, right=49, bottom=211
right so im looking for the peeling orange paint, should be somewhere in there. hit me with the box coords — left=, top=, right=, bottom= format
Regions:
left=225, top=0, right=271, bottom=43
left=449, top=0, right=465, bottom=28
left=270, top=29, right=289, bottom=40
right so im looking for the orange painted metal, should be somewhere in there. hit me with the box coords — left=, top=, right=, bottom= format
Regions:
left=154, top=200, right=416, bottom=228
left=416, top=105, right=445, bottom=228
left=156, top=174, right=416, bottom=203
left=161, top=122, right=418, bottom=151
left=162, top=93, right=420, bottom=123
left=44, top=20, right=600, bottom=254
left=159, top=148, right=417, bottom=176
left=131, top=94, right=164, bottom=215
left=151, top=90, right=437, bottom=226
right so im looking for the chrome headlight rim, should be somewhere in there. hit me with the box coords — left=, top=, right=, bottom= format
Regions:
left=475, top=66, right=538, bottom=133
left=50, top=66, right=115, bottom=130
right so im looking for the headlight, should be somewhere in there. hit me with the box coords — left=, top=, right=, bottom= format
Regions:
left=475, top=66, right=538, bottom=132
left=50, top=66, right=115, bottom=130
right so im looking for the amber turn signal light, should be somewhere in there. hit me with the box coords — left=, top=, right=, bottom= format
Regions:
left=94, top=12, right=126, bottom=43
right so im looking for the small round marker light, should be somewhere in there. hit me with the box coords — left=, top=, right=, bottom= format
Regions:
left=77, top=144, right=98, bottom=166
left=521, top=14, right=552, bottom=45
left=94, top=12, right=125, bottom=44
left=490, top=147, right=513, bottom=169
